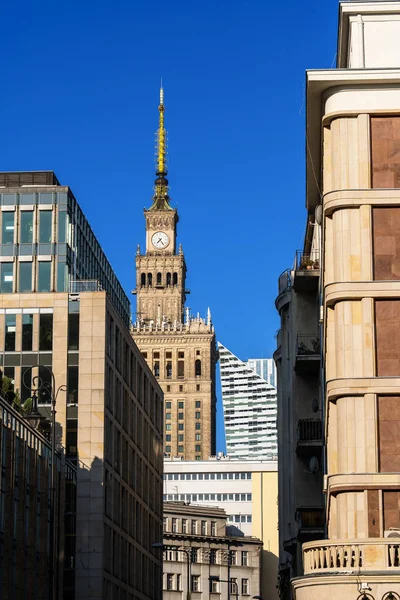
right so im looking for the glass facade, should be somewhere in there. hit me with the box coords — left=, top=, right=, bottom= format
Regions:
left=19, top=261, right=32, bottom=292
left=0, top=263, right=13, bottom=293
left=1, top=211, right=14, bottom=244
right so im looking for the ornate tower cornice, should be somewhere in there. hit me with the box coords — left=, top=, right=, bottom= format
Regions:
left=148, top=84, right=173, bottom=212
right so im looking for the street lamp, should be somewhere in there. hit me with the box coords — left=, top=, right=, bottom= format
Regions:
left=152, top=542, right=191, bottom=600
left=209, top=576, right=239, bottom=600
left=23, top=366, right=67, bottom=600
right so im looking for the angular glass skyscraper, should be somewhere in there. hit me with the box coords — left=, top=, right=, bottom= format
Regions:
left=218, top=342, right=277, bottom=460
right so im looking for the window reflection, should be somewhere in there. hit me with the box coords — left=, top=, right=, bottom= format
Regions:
left=20, top=211, right=33, bottom=243
left=1, top=212, right=14, bottom=244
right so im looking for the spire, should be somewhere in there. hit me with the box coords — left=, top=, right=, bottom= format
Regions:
left=149, top=82, right=173, bottom=211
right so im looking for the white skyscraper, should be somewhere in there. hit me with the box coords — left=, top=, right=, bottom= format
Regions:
left=218, top=342, right=278, bottom=460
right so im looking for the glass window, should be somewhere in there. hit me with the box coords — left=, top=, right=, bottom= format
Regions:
left=182, top=519, right=187, bottom=533
left=38, top=366, right=52, bottom=404
left=38, top=261, right=51, bottom=292
left=5, top=314, right=16, bottom=351
left=191, top=575, right=199, bottom=592
left=20, top=211, right=33, bottom=243
left=166, top=574, right=173, bottom=591
left=195, top=422, right=201, bottom=430
left=19, top=261, right=32, bottom=292
left=39, top=313, right=53, bottom=351
left=178, top=434, right=184, bottom=442
left=57, top=211, right=68, bottom=243
left=178, top=401, right=184, bottom=408
left=195, top=411, right=201, bottom=419
left=230, top=578, right=238, bottom=595
left=209, top=549, right=217, bottom=564
left=178, top=445, right=184, bottom=453
left=201, top=520, right=207, bottom=535
left=21, top=367, right=32, bottom=402
left=241, top=551, right=249, bottom=566
left=56, top=261, right=68, bottom=292
left=195, top=445, right=201, bottom=452
left=39, top=210, right=52, bottom=243
left=165, top=412, right=171, bottom=420
left=22, top=314, right=33, bottom=351
left=166, top=424, right=171, bottom=431
left=165, top=434, right=171, bottom=442
left=178, top=423, right=184, bottom=430
left=191, top=520, right=197, bottom=534
left=166, top=401, right=171, bottom=409
left=0, top=263, right=13, bottom=293
left=229, top=550, right=237, bottom=565
left=178, top=412, right=184, bottom=420
left=67, top=366, right=79, bottom=404
left=2, top=212, right=14, bottom=244
left=195, top=434, right=201, bottom=441
left=211, top=521, right=216, bottom=536
left=241, top=579, right=249, bottom=595
left=195, top=400, right=201, bottom=408
left=68, top=313, right=79, bottom=350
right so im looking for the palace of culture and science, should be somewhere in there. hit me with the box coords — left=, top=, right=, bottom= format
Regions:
left=132, top=87, right=218, bottom=461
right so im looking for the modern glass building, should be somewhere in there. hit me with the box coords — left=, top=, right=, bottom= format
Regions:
left=246, top=357, right=276, bottom=387
left=218, top=342, right=278, bottom=460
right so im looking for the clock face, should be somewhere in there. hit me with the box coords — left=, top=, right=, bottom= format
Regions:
left=152, top=231, right=169, bottom=249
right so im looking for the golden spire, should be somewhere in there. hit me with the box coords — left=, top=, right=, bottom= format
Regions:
left=149, top=82, right=173, bottom=211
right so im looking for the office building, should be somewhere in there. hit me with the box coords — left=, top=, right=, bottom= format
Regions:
left=163, top=456, right=279, bottom=600
left=162, top=502, right=262, bottom=600
left=246, top=357, right=276, bottom=387
left=132, top=87, right=218, bottom=460
left=0, top=170, right=163, bottom=599
left=276, top=2, right=400, bottom=598
left=218, top=343, right=277, bottom=460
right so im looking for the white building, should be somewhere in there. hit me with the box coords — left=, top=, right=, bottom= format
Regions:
left=163, top=456, right=279, bottom=600
left=218, top=342, right=278, bottom=460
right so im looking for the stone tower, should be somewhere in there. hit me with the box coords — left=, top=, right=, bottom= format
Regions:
left=132, top=86, right=217, bottom=460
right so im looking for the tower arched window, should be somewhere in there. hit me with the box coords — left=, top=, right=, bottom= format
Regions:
left=141, top=273, right=146, bottom=287
left=148, top=273, right=153, bottom=287
left=173, top=272, right=178, bottom=286
left=156, top=272, right=162, bottom=286
left=195, top=359, right=202, bottom=377
left=166, top=272, right=171, bottom=287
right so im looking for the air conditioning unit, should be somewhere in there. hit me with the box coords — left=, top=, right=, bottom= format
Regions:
left=384, top=529, right=400, bottom=538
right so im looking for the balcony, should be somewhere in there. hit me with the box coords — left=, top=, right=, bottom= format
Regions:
left=276, top=269, right=292, bottom=311
left=297, top=507, right=324, bottom=542
left=295, top=334, right=320, bottom=373
left=303, top=539, right=400, bottom=574
left=296, top=419, right=323, bottom=456
left=293, top=250, right=320, bottom=291
left=69, top=280, right=103, bottom=293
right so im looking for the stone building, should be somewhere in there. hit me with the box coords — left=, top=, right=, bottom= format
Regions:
left=161, top=502, right=262, bottom=600
left=276, top=1, right=400, bottom=598
left=0, top=171, right=163, bottom=599
left=132, top=87, right=218, bottom=460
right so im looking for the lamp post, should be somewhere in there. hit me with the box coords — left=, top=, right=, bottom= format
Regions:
left=209, top=576, right=239, bottom=600
left=23, top=366, right=67, bottom=600
left=152, top=542, right=191, bottom=600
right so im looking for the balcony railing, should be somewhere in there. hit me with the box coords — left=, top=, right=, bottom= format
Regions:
left=278, top=269, right=291, bottom=296
left=69, top=280, right=103, bottom=293
left=295, top=250, right=320, bottom=271
left=298, top=419, right=323, bottom=442
left=303, top=539, right=400, bottom=574
left=296, top=334, right=320, bottom=356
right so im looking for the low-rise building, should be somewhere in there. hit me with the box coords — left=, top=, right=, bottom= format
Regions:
left=161, top=502, right=262, bottom=600
left=163, top=457, right=279, bottom=600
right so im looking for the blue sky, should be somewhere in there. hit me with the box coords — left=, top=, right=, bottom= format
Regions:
left=0, top=0, right=339, bottom=451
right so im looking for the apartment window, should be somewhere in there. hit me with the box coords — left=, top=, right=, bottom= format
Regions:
left=230, top=578, right=238, bottom=595
left=68, top=312, right=80, bottom=351
left=5, top=314, right=16, bottom=351
left=178, top=401, right=184, bottom=409
left=39, top=366, right=52, bottom=403
left=154, top=361, right=160, bottom=378
left=154, top=351, right=160, bottom=359
left=182, top=519, right=187, bottom=533
left=166, top=434, right=171, bottom=442
left=195, top=411, right=201, bottom=419
left=196, top=384, right=200, bottom=391
left=195, top=423, right=201, bottom=430
left=191, top=548, right=198, bottom=563
left=178, top=424, right=184, bottom=431
left=166, top=351, right=172, bottom=358
left=166, top=385, right=171, bottom=392
left=2, top=212, right=14, bottom=244
left=22, top=314, right=33, bottom=351
left=166, top=574, right=173, bottom=591
left=210, top=579, right=219, bottom=593
left=191, top=520, right=197, bottom=534
left=195, top=359, right=201, bottom=376
left=166, top=412, right=171, bottom=420
left=0, top=262, right=13, bottom=293
left=67, top=366, right=79, bottom=404
left=172, top=518, right=177, bottom=533
left=39, top=313, right=53, bottom=351
left=178, top=434, right=184, bottom=442
left=39, top=210, right=52, bottom=243
left=179, top=385, right=183, bottom=392
left=241, top=551, right=249, bottom=566
left=19, top=261, right=32, bottom=292
left=166, top=424, right=171, bottom=431
left=166, top=401, right=171, bottom=408
left=211, top=521, right=216, bottom=536
left=163, top=518, right=167, bottom=532
left=178, top=445, right=184, bottom=453
left=38, top=261, right=51, bottom=292
left=229, top=550, right=237, bottom=565
left=20, top=211, right=33, bottom=243
left=195, top=400, right=201, bottom=408
left=166, top=361, right=172, bottom=378
left=178, top=360, right=184, bottom=378
left=195, top=455, right=201, bottom=460
left=176, top=574, right=181, bottom=591
left=195, top=434, right=201, bottom=441
left=241, top=579, right=249, bottom=595
left=195, top=445, right=201, bottom=452
left=178, top=412, right=184, bottom=420
left=209, top=549, right=217, bottom=564
left=191, top=575, right=200, bottom=592
left=201, top=520, right=207, bottom=535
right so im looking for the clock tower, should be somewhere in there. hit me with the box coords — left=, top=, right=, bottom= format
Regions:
left=132, top=86, right=218, bottom=461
